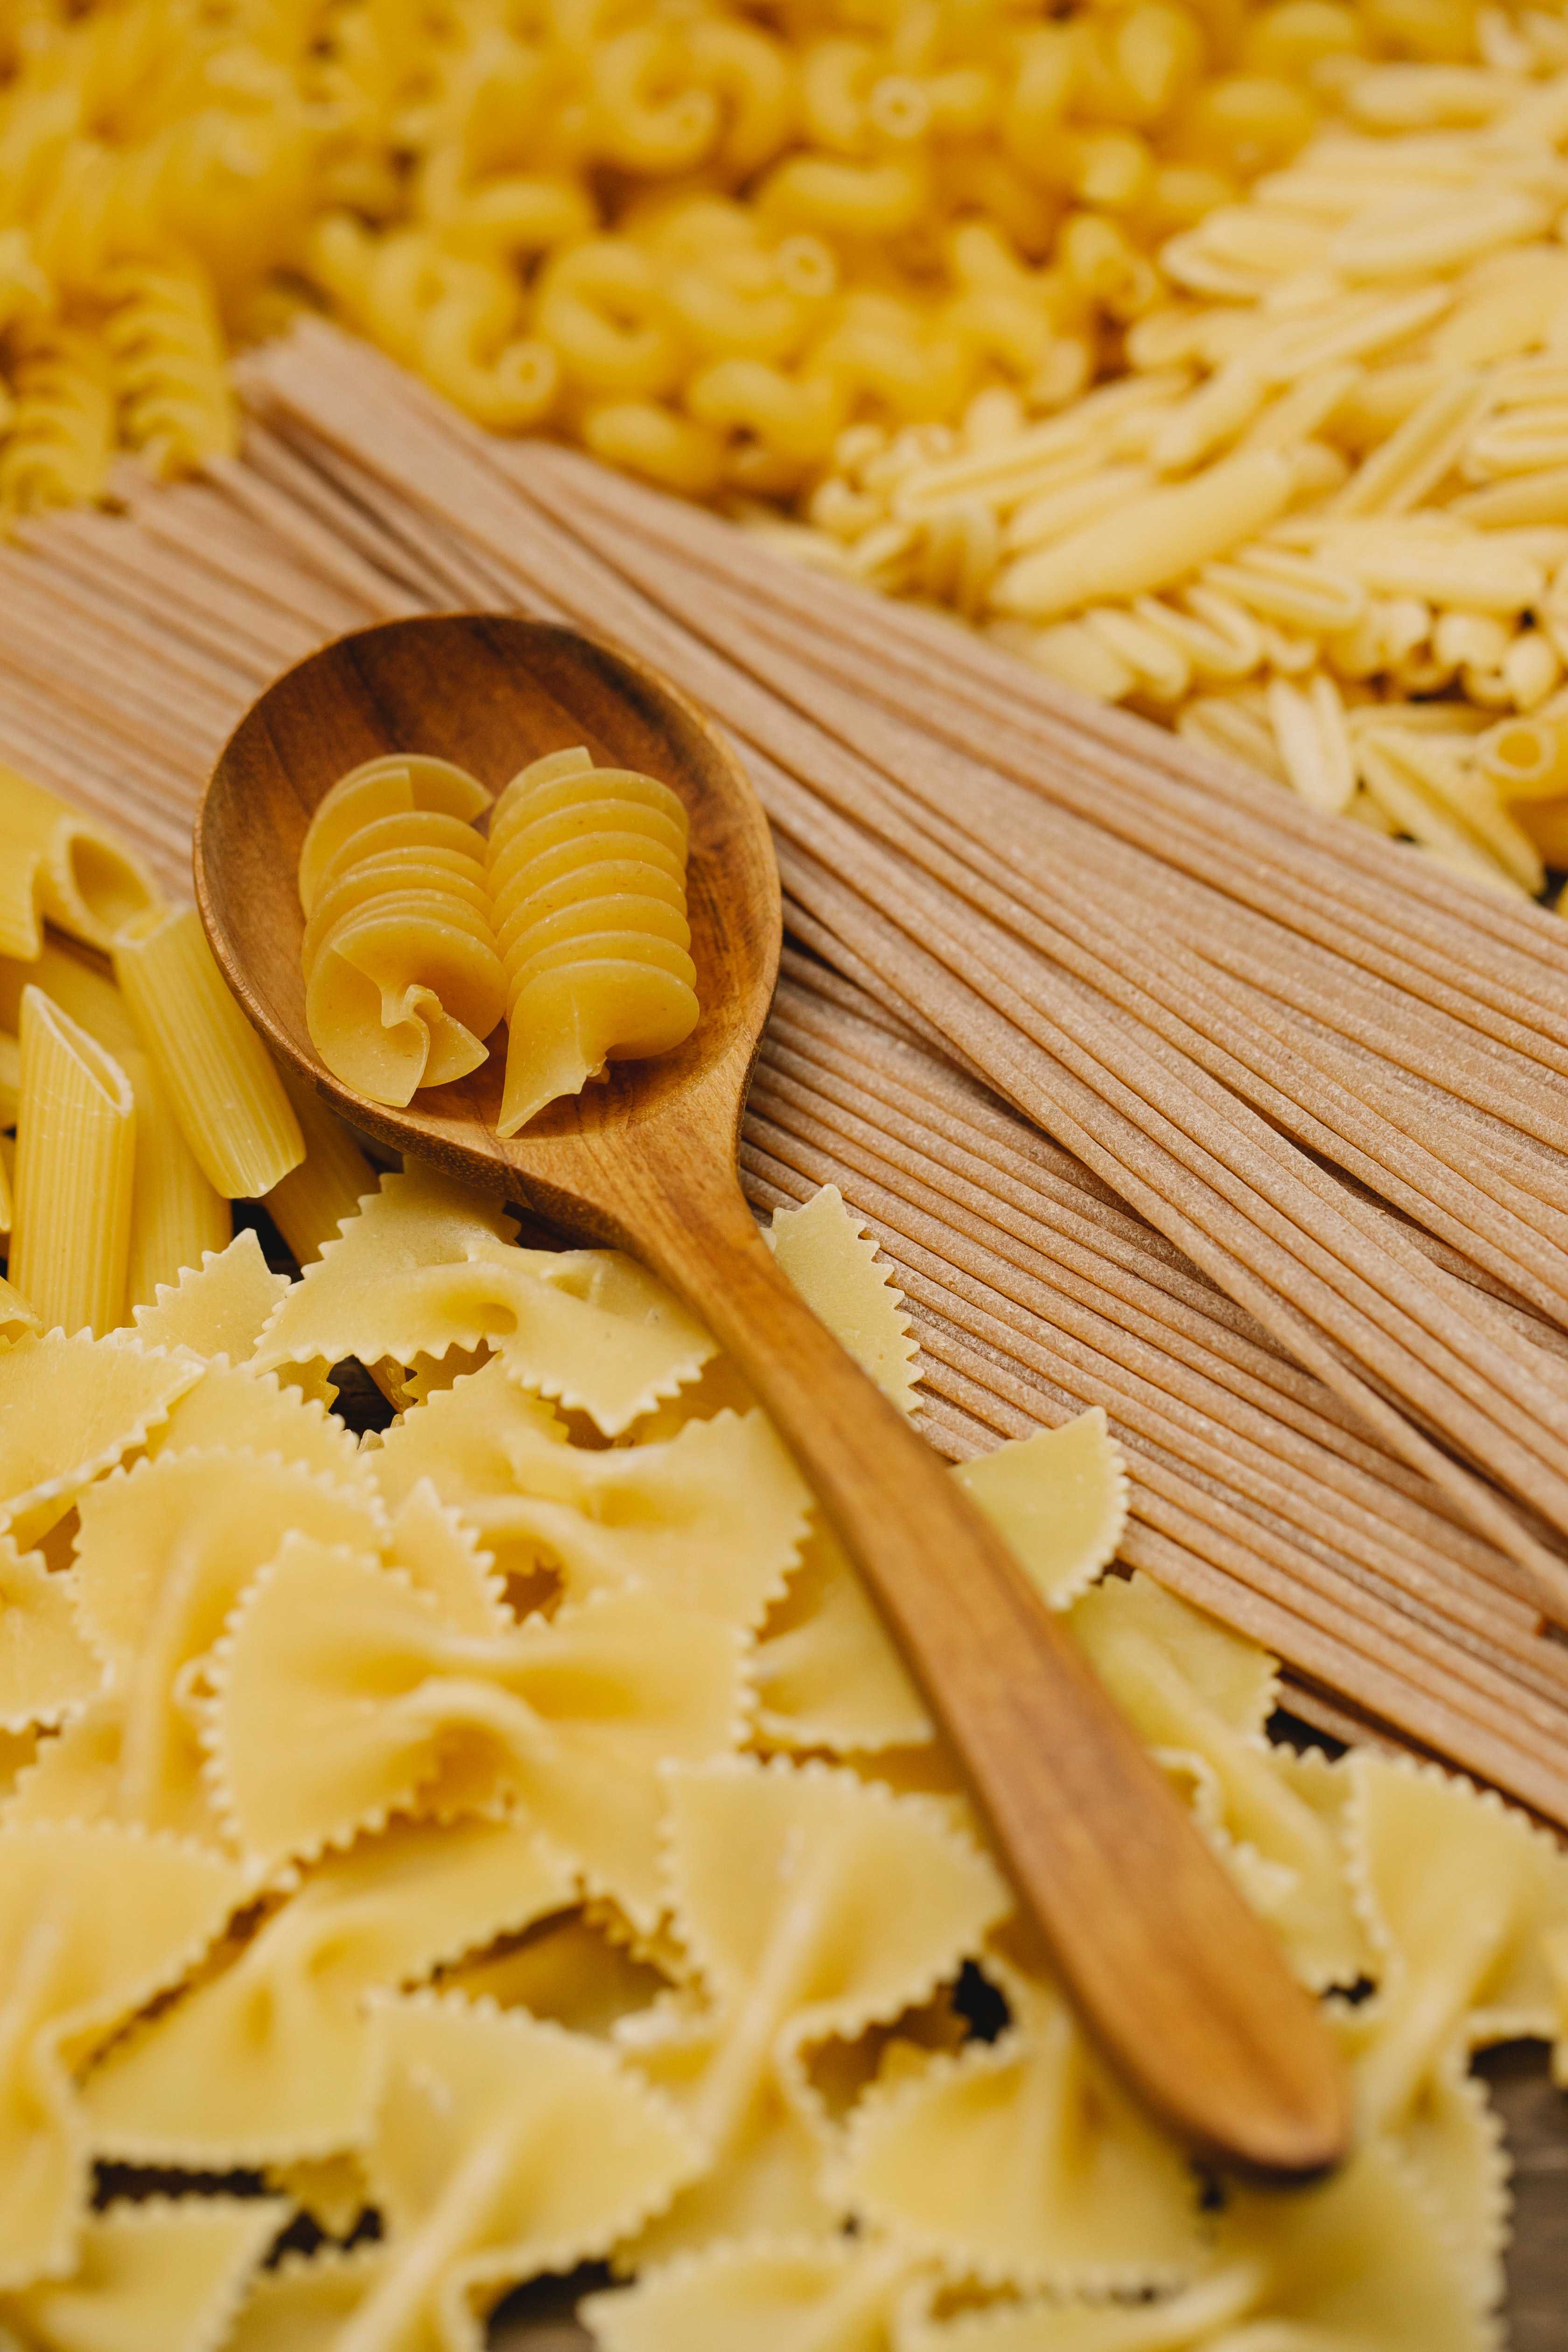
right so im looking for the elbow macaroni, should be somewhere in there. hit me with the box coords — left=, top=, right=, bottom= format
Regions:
left=0, top=0, right=1489, bottom=533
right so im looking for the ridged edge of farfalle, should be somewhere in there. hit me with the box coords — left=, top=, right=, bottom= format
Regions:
left=0, top=1530, right=107, bottom=1736
left=71, top=2191, right=290, bottom=2352
left=69, top=1443, right=388, bottom=1678
left=10, top=1818, right=251, bottom=2070
left=578, top=2229, right=924, bottom=2351
left=361, top=1986, right=706, bottom=2270
left=833, top=2028, right=1204, bottom=2301
left=384, top=1474, right=513, bottom=1631
left=196, top=1538, right=402, bottom=1873
left=249, top=1192, right=525, bottom=1380
left=493, top=1327, right=717, bottom=1442
left=0, top=1328, right=207, bottom=1537
left=155, top=1361, right=378, bottom=1487
left=223, top=2235, right=385, bottom=2331
left=1341, top=1746, right=1566, bottom=2025
left=656, top=1752, right=1008, bottom=2045
left=1415, top=2040, right=1515, bottom=2320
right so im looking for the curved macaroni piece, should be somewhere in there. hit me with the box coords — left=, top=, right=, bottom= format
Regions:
left=486, top=746, right=699, bottom=1134
left=0, top=762, right=161, bottom=959
left=300, top=753, right=503, bottom=1107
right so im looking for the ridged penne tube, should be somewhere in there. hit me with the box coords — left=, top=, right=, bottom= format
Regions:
left=486, top=747, right=699, bottom=1135
left=264, top=1064, right=377, bottom=1267
left=121, top=1045, right=232, bottom=1316
left=0, top=1030, right=16, bottom=1127
left=1479, top=714, right=1568, bottom=800
left=0, top=940, right=138, bottom=1065
left=0, top=763, right=162, bottom=959
left=0, top=1272, right=36, bottom=1342
left=10, top=986, right=134, bottom=1335
left=113, top=908, right=303, bottom=1198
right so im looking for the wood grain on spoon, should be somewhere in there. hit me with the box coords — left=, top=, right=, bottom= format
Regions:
left=195, top=613, right=1351, bottom=2179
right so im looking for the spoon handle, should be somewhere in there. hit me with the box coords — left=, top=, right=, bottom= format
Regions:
left=636, top=1162, right=1350, bottom=2178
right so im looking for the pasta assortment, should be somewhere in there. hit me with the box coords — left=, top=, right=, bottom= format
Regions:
left=1, top=319, right=1568, bottom=2335
left=0, top=0, right=1509, bottom=528
left=0, top=1089, right=1558, bottom=2342
left=300, top=742, right=699, bottom=1125
left=777, top=23, right=1568, bottom=896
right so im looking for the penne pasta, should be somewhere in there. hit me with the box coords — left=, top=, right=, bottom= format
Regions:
left=0, top=1029, right=17, bottom=1127
left=112, top=908, right=303, bottom=1199
left=263, top=1063, right=378, bottom=1266
left=0, top=763, right=162, bottom=960
left=122, top=1044, right=232, bottom=1316
left=10, top=986, right=134, bottom=1336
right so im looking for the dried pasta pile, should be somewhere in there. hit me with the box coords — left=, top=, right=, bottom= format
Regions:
left=11, top=319, right=1568, bottom=1817
left=777, top=18, right=1568, bottom=896
left=0, top=1127, right=1561, bottom=2349
left=0, top=0, right=1517, bottom=530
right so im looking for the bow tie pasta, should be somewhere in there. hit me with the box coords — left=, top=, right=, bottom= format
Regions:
left=0, top=855, right=1561, bottom=2348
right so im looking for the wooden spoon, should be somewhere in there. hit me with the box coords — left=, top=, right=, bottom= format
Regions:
left=196, top=613, right=1350, bottom=2178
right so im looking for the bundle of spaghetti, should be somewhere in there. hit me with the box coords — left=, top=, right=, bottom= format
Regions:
left=232, top=327, right=1568, bottom=1603
left=298, top=751, right=505, bottom=1106
left=745, top=956, right=1568, bottom=1818
left=485, top=748, right=699, bottom=1134
left=8, top=334, right=1568, bottom=1800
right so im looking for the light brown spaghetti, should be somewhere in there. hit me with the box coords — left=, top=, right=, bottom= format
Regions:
left=6, top=317, right=1568, bottom=1816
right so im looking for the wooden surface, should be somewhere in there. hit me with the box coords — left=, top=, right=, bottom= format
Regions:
left=196, top=612, right=1348, bottom=2177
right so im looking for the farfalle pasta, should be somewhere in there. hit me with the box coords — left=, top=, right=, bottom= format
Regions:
left=0, top=761, right=1564, bottom=2346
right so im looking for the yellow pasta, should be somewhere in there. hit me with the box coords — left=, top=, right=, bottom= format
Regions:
left=112, top=907, right=303, bottom=1199
left=300, top=753, right=505, bottom=1106
left=120, top=1045, right=231, bottom=1319
left=9, top=987, right=133, bottom=1337
left=487, top=746, right=699, bottom=1134
left=0, top=765, right=161, bottom=961
left=262, top=1062, right=377, bottom=1267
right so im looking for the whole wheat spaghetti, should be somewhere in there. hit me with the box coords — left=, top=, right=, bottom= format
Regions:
left=6, top=320, right=1568, bottom=1820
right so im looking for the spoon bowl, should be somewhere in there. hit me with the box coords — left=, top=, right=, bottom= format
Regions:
left=197, top=614, right=778, bottom=1233
left=198, top=613, right=1351, bottom=2182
